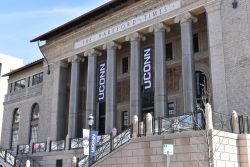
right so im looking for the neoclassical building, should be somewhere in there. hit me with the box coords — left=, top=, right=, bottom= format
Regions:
left=1, top=0, right=250, bottom=166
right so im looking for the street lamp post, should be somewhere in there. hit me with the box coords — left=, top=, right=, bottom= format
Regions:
left=88, top=114, right=94, bottom=167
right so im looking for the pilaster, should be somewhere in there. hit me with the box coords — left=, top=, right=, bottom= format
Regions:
left=204, top=1, right=228, bottom=114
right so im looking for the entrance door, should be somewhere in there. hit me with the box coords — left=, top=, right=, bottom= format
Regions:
left=142, top=90, right=154, bottom=120
left=98, top=102, right=105, bottom=135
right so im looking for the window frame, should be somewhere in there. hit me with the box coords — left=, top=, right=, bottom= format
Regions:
left=167, top=102, right=176, bottom=118
left=122, top=111, right=129, bottom=131
left=166, top=42, right=173, bottom=61
left=11, top=108, right=20, bottom=150
left=32, top=72, right=43, bottom=86
left=122, top=57, right=129, bottom=74
left=14, top=79, right=26, bottom=92
left=193, top=33, right=199, bottom=53
left=29, top=103, right=39, bottom=144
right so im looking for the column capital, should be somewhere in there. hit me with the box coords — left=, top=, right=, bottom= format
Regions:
left=204, top=0, right=221, bottom=13
left=84, top=49, right=102, bottom=57
left=149, top=22, right=170, bottom=33
left=174, top=12, right=198, bottom=24
left=68, top=55, right=85, bottom=63
left=54, top=60, right=68, bottom=69
left=102, top=41, right=122, bottom=50
left=125, top=32, right=146, bottom=42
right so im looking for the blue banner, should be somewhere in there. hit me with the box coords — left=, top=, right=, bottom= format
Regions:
left=142, top=46, right=154, bottom=92
left=97, top=61, right=106, bottom=103
left=90, top=131, right=98, bottom=157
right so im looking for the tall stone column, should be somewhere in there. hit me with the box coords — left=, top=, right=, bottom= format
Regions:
left=50, top=61, right=68, bottom=140
left=149, top=23, right=170, bottom=118
left=126, top=32, right=145, bottom=121
left=84, top=49, right=101, bottom=128
left=205, top=2, right=228, bottom=114
left=103, top=41, right=121, bottom=133
left=67, top=55, right=83, bottom=138
left=175, top=13, right=197, bottom=113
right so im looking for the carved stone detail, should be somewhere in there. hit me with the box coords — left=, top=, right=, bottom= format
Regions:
left=67, top=55, right=84, bottom=63
left=103, top=41, right=122, bottom=50
left=84, top=49, right=102, bottom=57
left=174, top=12, right=198, bottom=24
left=149, top=22, right=170, bottom=32
left=125, top=32, right=146, bottom=42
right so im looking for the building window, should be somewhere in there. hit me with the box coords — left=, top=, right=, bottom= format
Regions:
left=122, top=111, right=129, bottom=131
left=30, top=103, right=39, bottom=144
left=32, top=72, right=43, bottom=86
left=193, top=33, right=199, bottom=53
left=13, top=108, right=20, bottom=123
left=11, top=108, right=20, bottom=150
left=14, top=79, right=26, bottom=92
left=11, top=130, right=18, bottom=150
left=166, top=43, right=173, bottom=61
left=168, top=102, right=176, bottom=117
left=56, top=159, right=63, bottom=167
left=122, top=57, right=129, bottom=74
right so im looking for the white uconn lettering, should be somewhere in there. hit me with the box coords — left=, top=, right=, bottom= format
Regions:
left=98, top=62, right=106, bottom=102
left=143, top=47, right=153, bottom=91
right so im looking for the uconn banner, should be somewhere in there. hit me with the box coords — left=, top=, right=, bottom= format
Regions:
left=97, top=61, right=106, bottom=103
left=142, top=46, right=153, bottom=92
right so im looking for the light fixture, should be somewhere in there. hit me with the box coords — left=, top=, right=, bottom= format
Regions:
left=88, top=114, right=94, bottom=127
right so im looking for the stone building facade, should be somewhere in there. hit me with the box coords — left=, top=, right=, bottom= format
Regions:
left=1, top=0, right=250, bottom=166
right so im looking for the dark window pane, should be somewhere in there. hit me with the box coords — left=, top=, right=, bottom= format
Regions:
left=122, top=57, right=128, bottom=74
left=14, top=79, right=26, bottom=91
left=166, top=43, right=173, bottom=61
left=13, top=109, right=20, bottom=123
left=30, top=126, right=38, bottom=144
left=168, top=102, right=175, bottom=117
left=193, top=33, right=199, bottom=53
left=195, top=71, right=207, bottom=98
left=32, top=103, right=39, bottom=120
left=122, top=111, right=129, bottom=131
left=32, top=72, right=43, bottom=86
left=11, top=130, right=18, bottom=151
left=56, top=159, right=63, bottom=167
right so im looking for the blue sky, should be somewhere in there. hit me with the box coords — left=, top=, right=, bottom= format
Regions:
left=0, top=0, right=110, bottom=64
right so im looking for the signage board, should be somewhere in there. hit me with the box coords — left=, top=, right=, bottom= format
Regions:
left=142, top=46, right=153, bottom=92
left=97, top=61, right=106, bottom=103
left=163, top=144, right=174, bottom=155
left=83, top=129, right=90, bottom=155
left=74, top=0, right=181, bottom=49
left=90, top=131, right=98, bottom=156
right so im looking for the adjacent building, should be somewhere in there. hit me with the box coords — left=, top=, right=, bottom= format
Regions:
left=1, top=0, right=250, bottom=166
left=0, top=54, right=23, bottom=143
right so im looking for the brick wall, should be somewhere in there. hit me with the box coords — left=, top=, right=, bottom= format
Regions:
left=94, top=131, right=210, bottom=167
left=92, top=130, right=250, bottom=167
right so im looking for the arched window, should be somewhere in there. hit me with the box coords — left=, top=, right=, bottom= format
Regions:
left=29, top=103, right=39, bottom=144
left=11, top=108, right=20, bottom=150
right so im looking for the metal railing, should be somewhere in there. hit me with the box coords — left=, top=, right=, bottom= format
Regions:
left=6, top=152, right=15, bottom=166
left=32, top=142, right=46, bottom=153
left=212, top=111, right=232, bottom=133
left=50, top=140, right=65, bottom=151
left=78, top=127, right=132, bottom=167
left=70, top=138, right=84, bottom=149
left=239, top=115, right=250, bottom=134
left=17, top=144, right=30, bottom=155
